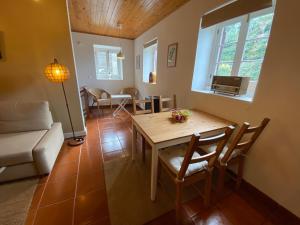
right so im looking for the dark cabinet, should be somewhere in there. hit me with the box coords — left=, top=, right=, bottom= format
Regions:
left=145, top=96, right=160, bottom=113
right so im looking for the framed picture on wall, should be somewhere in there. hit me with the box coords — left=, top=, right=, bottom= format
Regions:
left=135, top=54, right=140, bottom=70
left=167, top=43, right=178, bottom=67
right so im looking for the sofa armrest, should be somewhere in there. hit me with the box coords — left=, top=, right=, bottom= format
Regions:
left=33, top=122, right=64, bottom=174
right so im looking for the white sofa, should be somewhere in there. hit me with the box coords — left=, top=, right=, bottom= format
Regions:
left=0, top=101, right=64, bottom=182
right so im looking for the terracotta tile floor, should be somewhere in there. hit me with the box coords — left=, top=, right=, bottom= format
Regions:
left=25, top=108, right=298, bottom=225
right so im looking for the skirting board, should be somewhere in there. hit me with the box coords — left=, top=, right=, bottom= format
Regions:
left=227, top=170, right=300, bottom=223
left=64, top=127, right=87, bottom=139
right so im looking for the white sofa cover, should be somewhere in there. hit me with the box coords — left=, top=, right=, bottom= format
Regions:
left=0, top=101, right=64, bottom=182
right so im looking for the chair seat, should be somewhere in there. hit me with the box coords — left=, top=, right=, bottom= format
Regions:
left=200, top=145, right=240, bottom=163
left=159, top=145, right=208, bottom=177
left=97, top=99, right=110, bottom=103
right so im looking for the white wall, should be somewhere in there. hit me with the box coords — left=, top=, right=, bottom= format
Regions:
left=134, top=0, right=300, bottom=217
left=72, top=32, right=135, bottom=96
left=0, top=0, right=85, bottom=134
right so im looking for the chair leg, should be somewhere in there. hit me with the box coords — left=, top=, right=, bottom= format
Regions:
left=216, top=165, right=226, bottom=197
left=175, top=181, right=182, bottom=225
left=204, top=172, right=212, bottom=207
left=236, top=157, right=245, bottom=190
left=97, top=103, right=101, bottom=117
left=102, top=106, right=105, bottom=116
left=142, top=137, right=146, bottom=163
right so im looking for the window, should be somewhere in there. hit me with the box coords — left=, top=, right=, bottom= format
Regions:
left=143, top=39, right=158, bottom=83
left=192, top=7, right=274, bottom=101
left=93, top=45, right=123, bottom=80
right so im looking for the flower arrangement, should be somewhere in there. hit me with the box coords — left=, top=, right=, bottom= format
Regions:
left=171, top=109, right=192, bottom=123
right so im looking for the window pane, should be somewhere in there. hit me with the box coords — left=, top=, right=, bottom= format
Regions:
left=243, top=38, right=268, bottom=60
left=219, top=43, right=237, bottom=62
left=109, top=52, right=119, bottom=76
left=221, top=22, right=241, bottom=44
left=95, top=51, right=108, bottom=76
left=94, top=45, right=123, bottom=80
left=247, top=13, right=274, bottom=40
left=216, top=63, right=233, bottom=76
left=143, top=43, right=158, bottom=83
left=239, top=60, right=263, bottom=81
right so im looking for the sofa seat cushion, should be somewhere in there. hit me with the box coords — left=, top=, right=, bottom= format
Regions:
left=0, top=130, right=47, bottom=167
left=159, top=145, right=208, bottom=177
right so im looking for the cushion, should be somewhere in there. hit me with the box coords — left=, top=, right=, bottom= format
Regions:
left=0, top=101, right=53, bottom=133
left=0, top=130, right=47, bottom=166
left=200, top=144, right=240, bottom=163
left=159, top=145, right=208, bottom=177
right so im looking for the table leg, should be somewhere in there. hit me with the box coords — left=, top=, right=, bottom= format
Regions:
left=151, top=145, right=159, bottom=201
left=113, top=102, right=122, bottom=117
left=132, top=123, right=137, bottom=161
left=113, top=98, right=131, bottom=117
left=119, top=98, right=131, bottom=115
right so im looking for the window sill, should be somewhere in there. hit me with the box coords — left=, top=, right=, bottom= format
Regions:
left=191, top=89, right=253, bottom=103
left=96, top=79, right=123, bottom=81
left=143, top=82, right=157, bottom=85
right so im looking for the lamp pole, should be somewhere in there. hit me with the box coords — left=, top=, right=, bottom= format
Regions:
left=61, top=83, right=84, bottom=146
left=44, top=58, right=84, bottom=146
left=61, top=83, right=75, bottom=139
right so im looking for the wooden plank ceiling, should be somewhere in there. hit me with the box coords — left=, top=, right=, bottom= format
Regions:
left=68, top=0, right=190, bottom=39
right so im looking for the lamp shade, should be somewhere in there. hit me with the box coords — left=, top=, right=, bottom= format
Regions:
left=44, top=58, right=70, bottom=83
left=117, top=51, right=125, bottom=60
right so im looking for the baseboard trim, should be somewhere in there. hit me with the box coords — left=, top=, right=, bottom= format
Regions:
left=227, top=170, right=300, bottom=223
left=64, top=127, right=87, bottom=139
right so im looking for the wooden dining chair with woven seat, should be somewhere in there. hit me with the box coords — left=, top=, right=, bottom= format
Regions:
left=86, top=88, right=112, bottom=116
left=200, top=118, right=270, bottom=196
left=133, top=97, right=154, bottom=162
left=158, top=126, right=234, bottom=224
left=159, top=94, right=177, bottom=112
left=120, top=87, right=139, bottom=99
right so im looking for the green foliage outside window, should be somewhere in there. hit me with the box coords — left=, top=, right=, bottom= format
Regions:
left=216, top=13, right=274, bottom=80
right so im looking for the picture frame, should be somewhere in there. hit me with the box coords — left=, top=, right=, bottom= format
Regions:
left=135, top=54, right=140, bottom=70
left=167, top=42, right=178, bottom=67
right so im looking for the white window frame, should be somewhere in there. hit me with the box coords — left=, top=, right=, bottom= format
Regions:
left=93, top=45, right=123, bottom=81
left=206, top=7, right=274, bottom=88
left=142, top=39, right=158, bottom=83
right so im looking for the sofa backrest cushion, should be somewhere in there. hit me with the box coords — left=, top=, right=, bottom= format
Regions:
left=0, top=101, right=53, bottom=133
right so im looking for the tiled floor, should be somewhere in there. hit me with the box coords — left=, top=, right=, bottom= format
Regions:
left=25, top=108, right=298, bottom=225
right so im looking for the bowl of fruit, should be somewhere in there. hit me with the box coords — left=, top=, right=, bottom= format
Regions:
left=171, top=110, right=192, bottom=123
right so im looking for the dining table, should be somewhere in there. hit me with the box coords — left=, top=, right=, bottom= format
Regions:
left=131, top=109, right=235, bottom=201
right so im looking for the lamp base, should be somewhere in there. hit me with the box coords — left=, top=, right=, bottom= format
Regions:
left=67, top=137, right=85, bottom=146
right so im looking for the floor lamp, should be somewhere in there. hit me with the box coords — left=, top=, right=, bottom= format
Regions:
left=44, top=58, right=84, bottom=146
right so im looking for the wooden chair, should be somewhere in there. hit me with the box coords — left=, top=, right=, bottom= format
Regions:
left=158, top=126, right=234, bottom=224
left=120, top=87, right=139, bottom=99
left=202, top=118, right=270, bottom=196
left=133, top=97, right=154, bottom=161
left=159, top=94, right=177, bottom=112
left=80, top=87, right=89, bottom=119
left=86, top=88, right=112, bottom=115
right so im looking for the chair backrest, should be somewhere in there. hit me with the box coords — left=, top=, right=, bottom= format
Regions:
left=133, top=97, right=154, bottom=115
left=86, top=88, right=110, bottom=100
left=177, top=126, right=234, bottom=179
left=159, top=94, right=177, bottom=112
left=120, top=87, right=139, bottom=99
left=220, top=118, right=270, bottom=164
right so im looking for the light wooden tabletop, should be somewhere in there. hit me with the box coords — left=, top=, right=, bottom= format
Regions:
left=132, top=110, right=235, bottom=144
